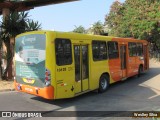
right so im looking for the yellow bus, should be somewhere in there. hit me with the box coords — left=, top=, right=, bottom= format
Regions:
left=14, top=31, right=149, bottom=99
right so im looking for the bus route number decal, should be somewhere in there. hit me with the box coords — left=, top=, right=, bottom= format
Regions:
left=57, top=68, right=66, bottom=72
left=68, top=67, right=73, bottom=71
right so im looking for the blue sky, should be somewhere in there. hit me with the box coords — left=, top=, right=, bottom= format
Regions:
left=29, top=0, right=125, bottom=31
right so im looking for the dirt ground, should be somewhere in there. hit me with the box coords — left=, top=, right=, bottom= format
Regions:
left=0, top=80, right=14, bottom=91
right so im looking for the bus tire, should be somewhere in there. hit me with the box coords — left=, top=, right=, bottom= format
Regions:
left=98, top=74, right=109, bottom=93
left=138, top=65, right=143, bottom=77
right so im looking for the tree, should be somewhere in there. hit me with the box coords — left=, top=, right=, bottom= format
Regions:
left=105, top=1, right=124, bottom=36
left=26, top=20, right=41, bottom=31
left=0, top=11, right=41, bottom=79
left=73, top=25, right=86, bottom=33
left=122, top=0, right=160, bottom=40
left=106, top=0, right=160, bottom=49
left=89, top=21, right=104, bottom=35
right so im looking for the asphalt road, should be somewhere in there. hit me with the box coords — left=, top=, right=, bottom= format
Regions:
left=0, top=60, right=160, bottom=120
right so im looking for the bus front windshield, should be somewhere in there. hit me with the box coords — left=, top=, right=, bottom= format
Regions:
left=15, top=34, right=46, bottom=87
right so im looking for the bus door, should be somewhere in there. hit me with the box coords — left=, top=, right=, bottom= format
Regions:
left=143, top=45, right=148, bottom=70
left=74, top=44, right=89, bottom=94
left=120, top=45, right=127, bottom=79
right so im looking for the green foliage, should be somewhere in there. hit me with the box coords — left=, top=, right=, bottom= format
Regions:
left=73, top=25, right=86, bottom=34
left=1, top=12, right=28, bottom=40
left=90, top=21, right=104, bottom=35
left=105, top=1, right=124, bottom=36
left=26, top=20, right=42, bottom=31
left=1, top=11, right=41, bottom=40
left=106, top=0, right=160, bottom=45
left=0, top=11, right=41, bottom=79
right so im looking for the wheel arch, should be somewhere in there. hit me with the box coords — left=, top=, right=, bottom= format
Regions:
left=139, top=64, right=144, bottom=70
left=100, top=72, right=110, bottom=80
left=98, top=72, right=110, bottom=93
left=138, top=64, right=144, bottom=77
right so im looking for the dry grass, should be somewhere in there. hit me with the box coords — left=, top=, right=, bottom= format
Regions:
left=0, top=80, right=14, bottom=91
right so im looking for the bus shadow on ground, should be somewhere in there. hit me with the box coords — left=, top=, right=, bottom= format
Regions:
left=31, top=67, right=160, bottom=112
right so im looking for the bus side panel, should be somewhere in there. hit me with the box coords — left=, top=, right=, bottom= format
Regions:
left=90, top=60, right=110, bottom=90
left=54, top=35, right=75, bottom=99
left=55, top=63, right=75, bottom=98
left=46, top=32, right=56, bottom=99
left=108, top=59, right=121, bottom=82
left=143, top=43, right=149, bottom=71
left=108, top=40, right=122, bottom=83
left=135, top=56, right=144, bottom=74
left=128, top=56, right=136, bottom=76
left=56, top=65, right=75, bottom=99
left=135, top=42, right=147, bottom=74
left=90, top=39, right=111, bottom=90
left=135, top=42, right=149, bottom=74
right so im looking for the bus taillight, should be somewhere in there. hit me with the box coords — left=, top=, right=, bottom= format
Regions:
left=45, top=68, right=51, bottom=86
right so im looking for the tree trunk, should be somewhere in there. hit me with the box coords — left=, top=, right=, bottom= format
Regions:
left=2, top=37, right=14, bottom=80
left=8, top=37, right=15, bottom=79
left=0, top=38, right=2, bottom=79
left=7, top=60, right=13, bottom=79
left=1, top=8, right=11, bottom=80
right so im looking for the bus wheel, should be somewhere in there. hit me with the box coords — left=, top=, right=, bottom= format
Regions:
left=98, top=74, right=109, bottom=93
left=138, top=65, right=143, bottom=77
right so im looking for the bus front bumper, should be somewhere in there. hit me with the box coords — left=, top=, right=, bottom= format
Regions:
left=14, top=80, right=54, bottom=100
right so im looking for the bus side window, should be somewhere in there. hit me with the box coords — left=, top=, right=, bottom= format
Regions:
left=128, top=42, right=137, bottom=57
left=55, top=38, right=72, bottom=66
left=137, top=43, right=143, bottom=56
left=92, top=40, right=108, bottom=61
left=107, top=41, right=119, bottom=59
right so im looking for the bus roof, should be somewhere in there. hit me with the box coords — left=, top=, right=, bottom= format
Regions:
left=16, top=30, right=148, bottom=43
left=113, top=37, right=148, bottom=43
left=16, top=30, right=113, bottom=40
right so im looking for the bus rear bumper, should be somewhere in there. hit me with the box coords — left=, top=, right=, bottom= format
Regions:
left=14, top=80, right=54, bottom=100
